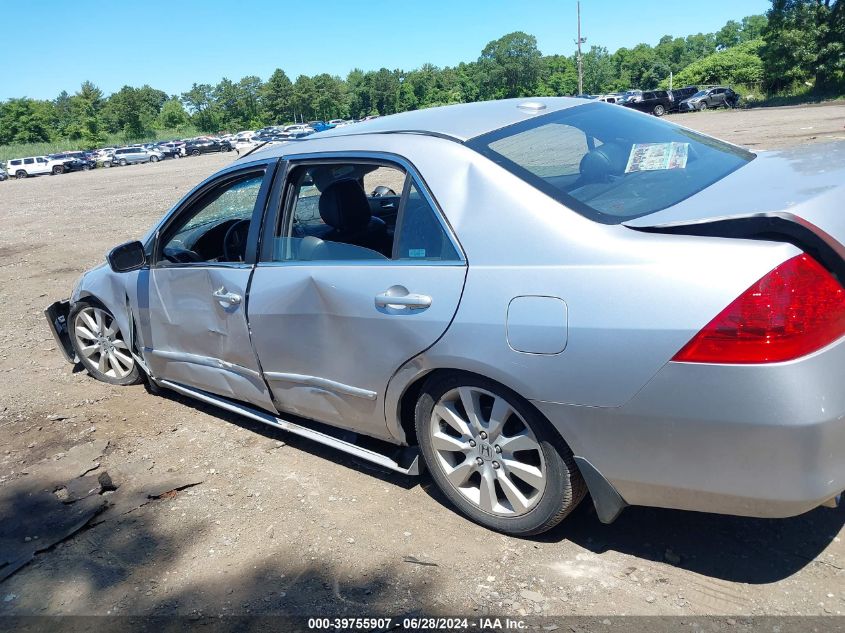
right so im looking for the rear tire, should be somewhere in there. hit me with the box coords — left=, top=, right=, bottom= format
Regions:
left=16, top=170, right=27, bottom=179
left=119, top=158, right=127, bottom=166
left=653, top=104, right=665, bottom=117
left=415, top=372, right=586, bottom=536
left=69, top=300, right=142, bottom=386
left=191, top=149, right=200, bottom=157
left=52, top=166, right=64, bottom=175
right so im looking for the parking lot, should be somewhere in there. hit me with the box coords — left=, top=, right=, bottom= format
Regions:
left=0, top=103, right=844, bottom=619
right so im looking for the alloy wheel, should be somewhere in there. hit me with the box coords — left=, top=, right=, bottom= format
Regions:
left=428, top=386, right=546, bottom=517
left=73, top=306, right=134, bottom=379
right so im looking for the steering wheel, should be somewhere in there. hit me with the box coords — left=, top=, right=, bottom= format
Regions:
left=223, top=219, right=251, bottom=262
left=163, top=246, right=202, bottom=263
left=371, top=185, right=396, bottom=197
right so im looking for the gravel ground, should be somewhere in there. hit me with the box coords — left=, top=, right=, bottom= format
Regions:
left=0, top=104, right=844, bottom=619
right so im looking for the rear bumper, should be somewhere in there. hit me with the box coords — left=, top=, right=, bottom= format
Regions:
left=534, top=335, right=845, bottom=520
left=44, top=300, right=76, bottom=364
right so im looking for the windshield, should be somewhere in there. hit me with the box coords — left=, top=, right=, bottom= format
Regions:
left=466, top=102, right=754, bottom=224
left=691, top=90, right=708, bottom=98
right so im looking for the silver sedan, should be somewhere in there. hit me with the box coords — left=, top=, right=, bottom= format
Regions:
left=46, top=98, right=845, bottom=535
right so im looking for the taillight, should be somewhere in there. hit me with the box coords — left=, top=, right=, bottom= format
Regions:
left=673, top=254, right=845, bottom=364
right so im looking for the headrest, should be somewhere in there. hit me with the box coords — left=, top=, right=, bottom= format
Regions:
left=579, top=143, right=629, bottom=183
left=318, top=179, right=372, bottom=231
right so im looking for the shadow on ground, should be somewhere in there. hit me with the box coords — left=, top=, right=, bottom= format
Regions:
left=156, top=382, right=845, bottom=586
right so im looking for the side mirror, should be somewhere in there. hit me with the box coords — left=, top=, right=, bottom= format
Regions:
left=107, top=240, right=147, bottom=273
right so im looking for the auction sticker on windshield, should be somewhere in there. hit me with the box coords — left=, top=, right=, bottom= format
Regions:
left=625, top=142, right=689, bottom=173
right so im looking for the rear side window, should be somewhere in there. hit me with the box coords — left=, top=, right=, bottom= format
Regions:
left=10, top=160, right=21, bottom=166
left=467, top=102, right=754, bottom=224
left=396, top=182, right=460, bottom=261
left=24, top=158, right=34, bottom=165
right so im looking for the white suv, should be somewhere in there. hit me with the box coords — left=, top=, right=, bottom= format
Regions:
left=5, top=155, right=71, bottom=178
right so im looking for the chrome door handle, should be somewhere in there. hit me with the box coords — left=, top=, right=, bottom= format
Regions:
left=375, top=291, right=432, bottom=310
left=212, top=287, right=241, bottom=306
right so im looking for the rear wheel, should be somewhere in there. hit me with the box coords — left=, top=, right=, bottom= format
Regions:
left=653, top=104, right=665, bottom=117
left=69, top=301, right=141, bottom=386
left=15, top=170, right=27, bottom=179
left=191, top=149, right=200, bottom=157
left=52, top=165, right=64, bottom=175
left=150, top=155, right=159, bottom=163
left=416, top=373, right=586, bottom=535
left=119, top=158, right=127, bottom=166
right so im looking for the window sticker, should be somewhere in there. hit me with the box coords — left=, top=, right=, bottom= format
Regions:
left=625, top=142, right=689, bottom=173
left=408, top=248, right=426, bottom=258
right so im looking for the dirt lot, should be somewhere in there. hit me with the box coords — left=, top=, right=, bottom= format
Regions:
left=0, top=103, right=844, bottom=620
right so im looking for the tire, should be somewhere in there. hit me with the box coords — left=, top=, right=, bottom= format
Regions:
left=82, top=164, right=91, bottom=171
left=69, top=300, right=142, bottom=386
left=15, top=170, right=27, bottom=179
left=150, top=155, right=159, bottom=163
left=102, top=161, right=111, bottom=168
left=699, top=102, right=708, bottom=111
left=119, top=158, right=127, bottom=167
left=52, top=165, right=64, bottom=175
left=191, top=149, right=200, bottom=157
left=653, top=104, right=665, bottom=117
left=415, top=372, right=586, bottom=536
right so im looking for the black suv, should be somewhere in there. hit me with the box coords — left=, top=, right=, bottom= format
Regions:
left=622, top=90, right=673, bottom=117
left=679, top=87, right=739, bottom=111
left=184, top=139, right=232, bottom=156
left=49, top=152, right=96, bottom=172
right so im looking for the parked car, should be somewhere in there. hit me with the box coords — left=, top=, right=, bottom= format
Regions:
left=308, top=120, right=335, bottom=132
left=45, top=98, right=845, bottom=536
left=670, top=85, right=699, bottom=107
left=623, top=89, right=673, bottom=116
left=49, top=152, right=96, bottom=172
left=183, top=138, right=232, bottom=156
left=5, top=155, right=72, bottom=178
left=112, top=147, right=165, bottom=166
left=155, top=142, right=183, bottom=159
left=679, top=87, right=739, bottom=111
left=283, top=124, right=315, bottom=137
left=0, top=167, right=7, bottom=181
left=619, top=89, right=643, bottom=104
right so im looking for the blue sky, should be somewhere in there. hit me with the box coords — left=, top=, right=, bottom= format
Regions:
left=0, top=0, right=771, bottom=100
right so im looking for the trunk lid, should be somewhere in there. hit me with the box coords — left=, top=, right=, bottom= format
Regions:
left=623, top=141, right=845, bottom=261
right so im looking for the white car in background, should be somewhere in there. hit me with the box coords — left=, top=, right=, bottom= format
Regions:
left=5, top=155, right=71, bottom=178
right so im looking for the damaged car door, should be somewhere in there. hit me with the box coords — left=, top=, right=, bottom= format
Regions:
left=141, top=162, right=277, bottom=409
left=247, top=157, right=467, bottom=439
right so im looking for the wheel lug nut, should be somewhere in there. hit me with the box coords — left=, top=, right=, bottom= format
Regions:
left=492, top=461, right=500, bottom=469
left=494, top=445, right=501, bottom=453
left=479, top=431, right=488, bottom=439
left=475, top=457, right=484, bottom=466
left=469, top=440, right=476, bottom=447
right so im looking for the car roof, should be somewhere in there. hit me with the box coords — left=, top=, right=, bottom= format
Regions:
left=304, top=97, right=585, bottom=143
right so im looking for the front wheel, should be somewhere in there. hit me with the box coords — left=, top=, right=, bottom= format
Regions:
left=698, top=102, right=708, bottom=111
left=416, top=373, right=586, bottom=536
left=52, top=166, right=64, bottom=175
left=16, top=170, right=27, bottom=179
left=191, top=149, right=200, bottom=157
left=69, top=301, right=142, bottom=386
left=150, top=155, right=159, bottom=163
left=118, top=158, right=128, bottom=166
left=653, top=104, right=665, bottom=117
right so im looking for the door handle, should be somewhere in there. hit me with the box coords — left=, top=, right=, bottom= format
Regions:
left=375, top=290, right=432, bottom=310
left=212, top=287, right=241, bottom=306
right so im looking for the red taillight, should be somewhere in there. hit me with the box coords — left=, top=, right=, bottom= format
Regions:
left=673, top=254, right=845, bottom=364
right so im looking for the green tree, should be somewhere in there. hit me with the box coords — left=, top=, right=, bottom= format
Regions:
left=262, top=68, right=294, bottom=124
left=0, top=98, right=54, bottom=143
left=157, top=97, right=190, bottom=129
left=477, top=32, right=542, bottom=99
left=762, top=0, right=844, bottom=93
left=70, top=81, right=105, bottom=147
left=181, top=83, right=217, bottom=132
left=673, top=39, right=765, bottom=87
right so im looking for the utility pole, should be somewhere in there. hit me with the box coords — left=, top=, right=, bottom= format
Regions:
left=576, top=1, right=586, bottom=95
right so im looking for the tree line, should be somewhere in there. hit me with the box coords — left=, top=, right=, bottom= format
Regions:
left=1, top=0, right=842, bottom=149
